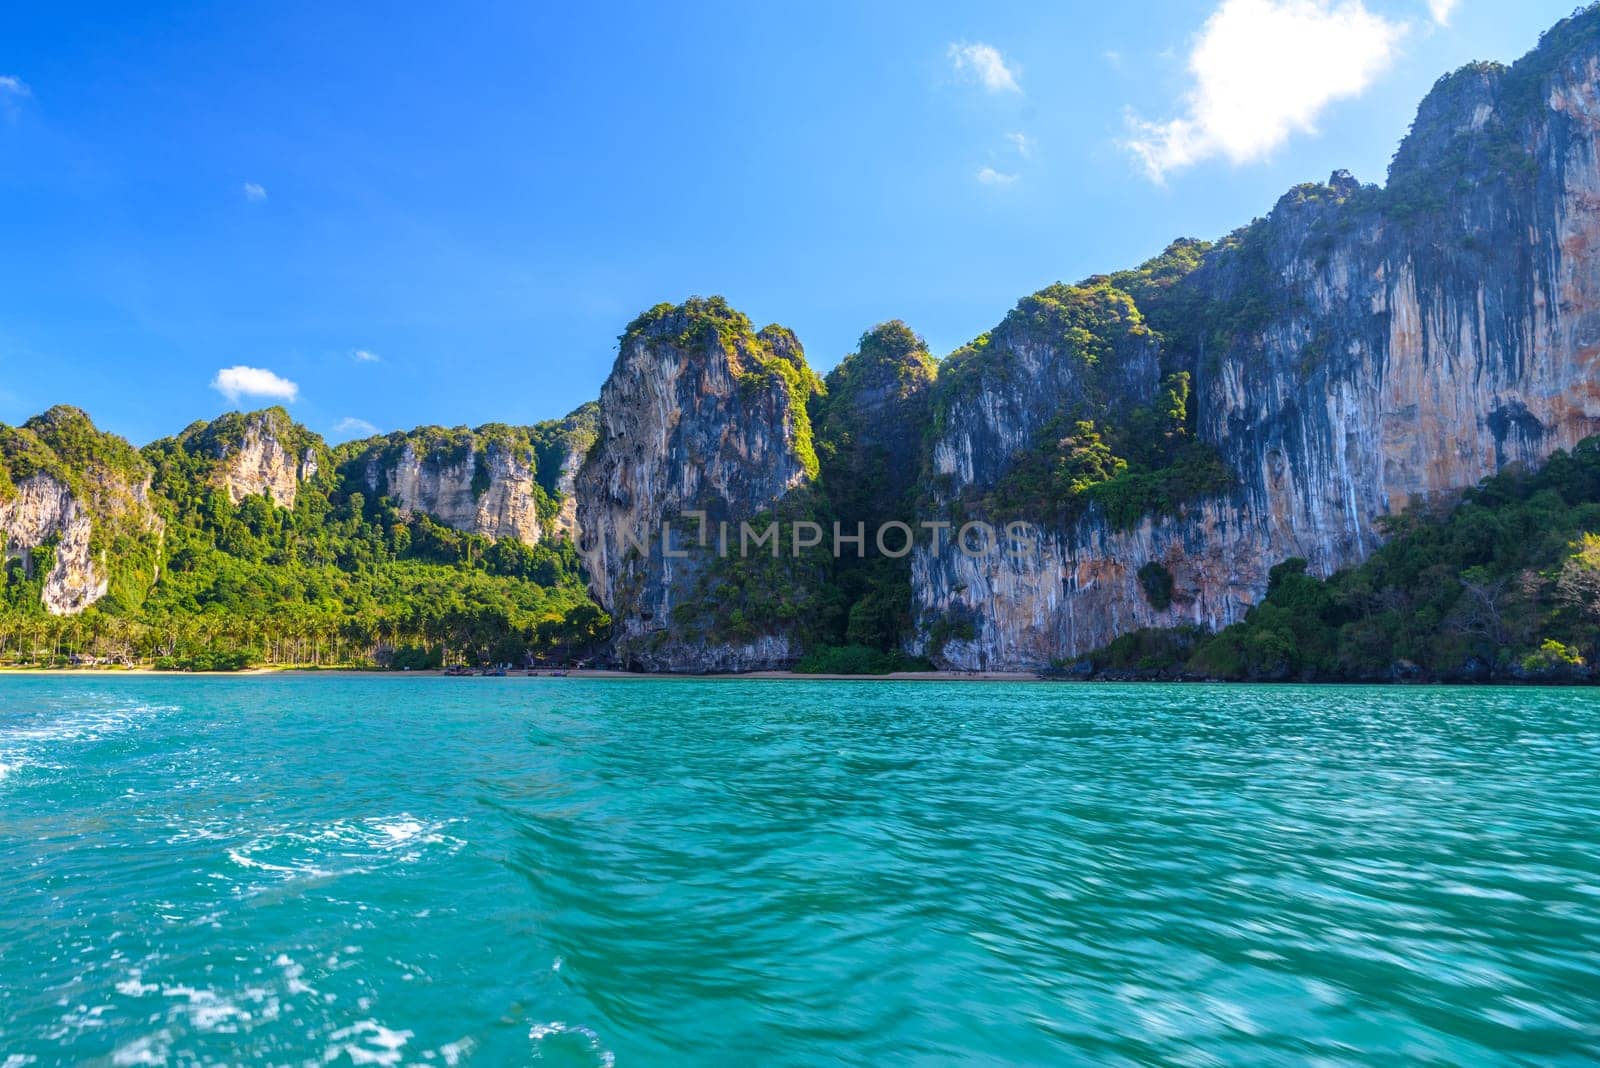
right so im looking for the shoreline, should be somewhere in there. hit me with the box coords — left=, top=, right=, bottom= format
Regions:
left=0, top=666, right=1591, bottom=685
left=0, top=666, right=1043, bottom=682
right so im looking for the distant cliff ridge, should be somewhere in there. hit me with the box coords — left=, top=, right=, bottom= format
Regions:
left=172, top=409, right=323, bottom=509
left=0, top=405, right=589, bottom=619
left=345, top=411, right=596, bottom=548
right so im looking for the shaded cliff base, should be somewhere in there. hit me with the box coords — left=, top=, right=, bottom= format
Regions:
left=1063, top=438, right=1600, bottom=685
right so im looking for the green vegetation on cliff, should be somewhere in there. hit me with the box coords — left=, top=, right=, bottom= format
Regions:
left=805, top=322, right=939, bottom=664
left=530, top=403, right=598, bottom=500
left=936, top=270, right=1235, bottom=533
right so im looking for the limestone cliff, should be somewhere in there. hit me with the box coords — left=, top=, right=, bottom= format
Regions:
left=914, top=10, right=1600, bottom=668
left=348, top=421, right=571, bottom=546
left=575, top=297, right=822, bottom=671
left=0, top=407, right=163, bottom=614
left=165, top=408, right=322, bottom=509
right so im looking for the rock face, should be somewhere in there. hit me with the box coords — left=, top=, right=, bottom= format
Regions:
left=0, top=407, right=163, bottom=614
left=347, top=410, right=596, bottom=547
left=362, top=430, right=544, bottom=546
left=177, top=409, right=321, bottom=509
left=552, top=446, right=585, bottom=542
left=0, top=475, right=104, bottom=614
left=914, top=14, right=1600, bottom=668
left=222, top=420, right=315, bottom=508
left=576, top=298, right=820, bottom=670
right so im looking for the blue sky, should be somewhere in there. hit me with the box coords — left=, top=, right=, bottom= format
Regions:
left=0, top=0, right=1580, bottom=444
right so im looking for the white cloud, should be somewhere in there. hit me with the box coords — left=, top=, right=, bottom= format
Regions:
left=1104, top=50, right=1124, bottom=69
left=242, top=181, right=268, bottom=201
left=1427, top=0, right=1458, bottom=25
left=977, top=166, right=1018, bottom=186
left=1006, top=132, right=1033, bottom=157
left=333, top=417, right=379, bottom=437
left=351, top=348, right=381, bottom=363
left=0, top=75, right=29, bottom=115
left=211, top=365, right=299, bottom=404
left=1122, top=0, right=1406, bottom=182
left=948, top=42, right=1021, bottom=93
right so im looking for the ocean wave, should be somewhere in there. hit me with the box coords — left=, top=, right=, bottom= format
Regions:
left=225, top=814, right=464, bottom=885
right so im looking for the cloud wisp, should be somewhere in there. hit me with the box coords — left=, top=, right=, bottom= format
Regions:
left=1427, top=0, right=1459, bottom=26
left=0, top=75, right=30, bottom=115
left=977, top=166, right=1018, bottom=186
left=1122, top=0, right=1406, bottom=182
left=948, top=42, right=1021, bottom=93
left=242, top=181, right=268, bottom=201
left=333, top=417, right=379, bottom=437
left=211, top=366, right=299, bottom=404
left=351, top=349, right=381, bottom=363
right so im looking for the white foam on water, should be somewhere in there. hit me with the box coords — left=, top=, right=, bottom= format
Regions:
left=110, top=1034, right=169, bottom=1066
left=437, top=1037, right=478, bottom=1065
left=0, top=700, right=176, bottom=746
left=154, top=980, right=277, bottom=1034
left=275, top=952, right=318, bottom=996
left=224, top=814, right=464, bottom=887
left=528, top=1021, right=615, bottom=1067
left=373, top=818, right=424, bottom=841
left=114, top=970, right=159, bottom=997
left=0, top=699, right=178, bottom=786
left=326, top=1020, right=413, bottom=1066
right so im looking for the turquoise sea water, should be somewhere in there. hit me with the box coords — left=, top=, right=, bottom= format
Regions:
left=1, top=678, right=1598, bottom=1065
